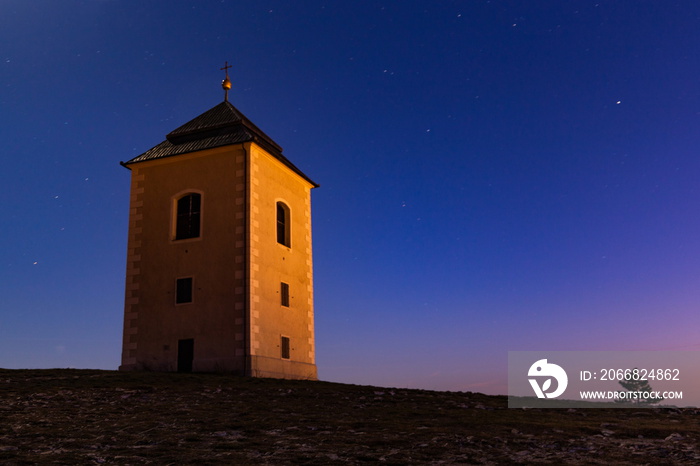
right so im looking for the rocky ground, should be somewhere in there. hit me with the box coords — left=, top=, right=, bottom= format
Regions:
left=1, top=369, right=699, bottom=464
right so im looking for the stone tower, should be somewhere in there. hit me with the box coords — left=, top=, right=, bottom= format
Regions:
left=119, top=72, right=318, bottom=379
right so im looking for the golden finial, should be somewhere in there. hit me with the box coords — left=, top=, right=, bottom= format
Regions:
left=220, top=61, right=232, bottom=101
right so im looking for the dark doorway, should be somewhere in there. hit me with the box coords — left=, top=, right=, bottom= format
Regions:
left=177, top=339, right=194, bottom=373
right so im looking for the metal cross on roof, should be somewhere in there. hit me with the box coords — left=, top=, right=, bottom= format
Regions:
left=220, top=61, right=233, bottom=101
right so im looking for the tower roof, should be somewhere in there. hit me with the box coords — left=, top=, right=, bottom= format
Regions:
left=123, top=101, right=318, bottom=187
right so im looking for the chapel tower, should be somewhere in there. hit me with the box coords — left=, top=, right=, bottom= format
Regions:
left=119, top=66, right=318, bottom=379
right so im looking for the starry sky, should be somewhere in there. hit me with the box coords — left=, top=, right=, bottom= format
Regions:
left=2, top=0, right=699, bottom=395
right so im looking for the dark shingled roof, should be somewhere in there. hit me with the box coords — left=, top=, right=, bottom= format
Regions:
left=123, top=101, right=318, bottom=187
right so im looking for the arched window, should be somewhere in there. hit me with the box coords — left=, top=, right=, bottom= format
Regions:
left=175, top=193, right=201, bottom=240
left=276, top=202, right=290, bottom=247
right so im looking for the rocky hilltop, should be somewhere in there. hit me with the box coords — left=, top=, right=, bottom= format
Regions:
left=1, top=369, right=698, bottom=464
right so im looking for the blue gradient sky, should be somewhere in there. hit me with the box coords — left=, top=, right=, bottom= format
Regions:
left=2, top=1, right=699, bottom=395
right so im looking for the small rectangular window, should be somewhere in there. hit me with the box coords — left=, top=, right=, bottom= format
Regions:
left=176, top=277, right=193, bottom=304
left=281, top=282, right=290, bottom=307
left=281, top=336, right=290, bottom=360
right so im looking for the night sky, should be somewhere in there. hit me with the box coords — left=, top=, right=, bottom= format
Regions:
left=2, top=1, right=699, bottom=395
